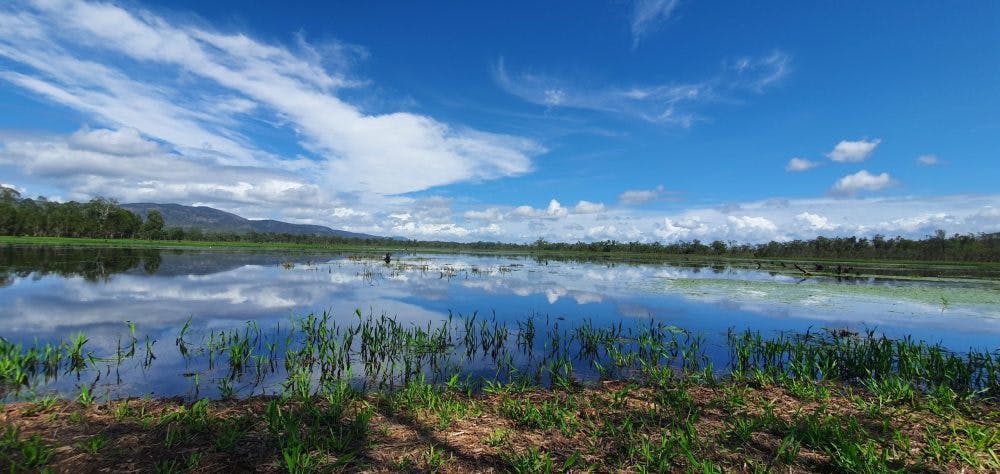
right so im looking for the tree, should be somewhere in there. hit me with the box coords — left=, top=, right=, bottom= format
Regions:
left=86, top=197, right=120, bottom=238
left=141, top=209, right=165, bottom=239
left=107, top=209, right=141, bottom=238
left=710, top=240, right=727, bottom=254
left=0, top=186, right=21, bottom=204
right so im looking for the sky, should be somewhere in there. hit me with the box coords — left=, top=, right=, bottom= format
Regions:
left=0, top=0, right=998, bottom=243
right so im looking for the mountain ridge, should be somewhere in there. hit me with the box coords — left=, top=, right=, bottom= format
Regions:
left=121, top=202, right=385, bottom=240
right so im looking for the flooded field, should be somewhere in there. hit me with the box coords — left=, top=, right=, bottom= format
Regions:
left=2, top=245, right=999, bottom=401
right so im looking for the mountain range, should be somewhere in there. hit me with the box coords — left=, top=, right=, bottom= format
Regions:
left=121, top=203, right=386, bottom=240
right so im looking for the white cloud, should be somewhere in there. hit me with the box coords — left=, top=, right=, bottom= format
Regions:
left=543, top=89, right=566, bottom=106
left=785, top=157, right=819, bottom=172
left=330, top=207, right=367, bottom=219
left=0, top=183, right=26, bottom=194
left=618, top=185, right=665, bottom=205
left=974, top=206, right=1000, bottom=219
left=653, top=217, right=693, bottom=240
left=356, top=194, right=1000, bottom=243
left=477, top=223, right=502, bottom=235
left=586, top=224, right=643, bottom=240
left=510, top=199, right=568, bottom=220
left=629, top=0, right=680, bottom=48
left=392, top=221, right=471, bottom=238
left=1, top=133, right=321, bottom=206
left=831, top=170, right=894, bottom=196
left=726, top=51, right=792, bottom=93
left=495, top=51, right=790, bottom=127
left=461, top=199, right=602, bottom=226
left=875, top=213, right=959, bottom=235
left=726, top=215, right=781, bottom=241
left=965, top=205, right=1000, bottom=230
left=794, top=212, right=836, bottom=231
left=455, top=194, right=998, bottom=243
left=463, top=207, right=504, bottom=221
left=916, top=154, right=940, bottom=166
left=827, top=139, right=881, bottom=163
left=0, top=1, right=543, bottom=198
left=69, top=127, right=159, bottom=156
left=573, top=200, right=605, bottom=214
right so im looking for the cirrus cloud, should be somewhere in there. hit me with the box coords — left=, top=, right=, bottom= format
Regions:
left=916, top=154, right=941, bottom=166
left=495, top=51, right=791, bottom=127
left=629, top=0, right=680, bottom=48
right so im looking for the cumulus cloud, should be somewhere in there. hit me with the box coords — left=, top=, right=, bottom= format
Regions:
left=827, top=139, right=881, bottom=163
left=460, top=199, right=603, bottom=226
left=496, top=194, right=997, bottom=243
left=495, top=51, right=791, bottom=127
left=392, top=221, right=471, bottom=238
left=726, top=215, right=781, bottom=240
left=573, top=200, right=605, bottom=214
left=510, top=199, right=568, bottom=220
left=794, top=212, right=836, bottom=231
left=653, top=217, right=693, bottom=240
left=463, top=207, right=504, bottom=221
left=433, top=194, right=1000, bottom=243
left=974, top=206, right=1000, bottom=219
left=831, top=170, right=894, bottom=196
left=586, top=224, right=642, bottom=240
left=477, top=223, right=503, bottom=235
left=618, top=185, right=665, bottom=205
left=1, top=133, right=320, bottom=206
left=785, top=157, right=819, bottom=172
left=874, top=213, right=960, bottom=235
left=916, top=154, right=940, bottom=166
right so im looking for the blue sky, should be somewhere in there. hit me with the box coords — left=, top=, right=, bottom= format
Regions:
left=1, top=0, right=997, bottom=242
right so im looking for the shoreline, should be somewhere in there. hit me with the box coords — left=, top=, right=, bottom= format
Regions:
left=3, top=311, right=999, bottom=472
left=4, top=235, right=999, bottom=281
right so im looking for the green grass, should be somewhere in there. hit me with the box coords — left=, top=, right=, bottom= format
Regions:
left=0, top=425, right=54, bottom=470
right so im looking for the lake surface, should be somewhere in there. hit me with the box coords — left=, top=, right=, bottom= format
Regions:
left=2, top=245, right=999, bottom=399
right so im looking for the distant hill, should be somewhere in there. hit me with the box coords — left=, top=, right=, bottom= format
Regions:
left=121, top=203, right=384, bottom=239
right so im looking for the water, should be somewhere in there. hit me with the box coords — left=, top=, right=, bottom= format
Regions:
left=2, top=245, right=999, bottom=399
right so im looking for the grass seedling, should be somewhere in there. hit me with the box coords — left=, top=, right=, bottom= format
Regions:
left=79, top=432, right=108, bottom=454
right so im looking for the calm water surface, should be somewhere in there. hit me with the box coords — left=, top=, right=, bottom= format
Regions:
left=2, top=245, right=998, bottom=399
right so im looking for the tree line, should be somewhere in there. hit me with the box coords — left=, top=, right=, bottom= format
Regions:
left=0, top=187, right=163, bottom=239
left=1, top=187, right=997, bottom=262
left=517, top=231, right=1000, bottom=262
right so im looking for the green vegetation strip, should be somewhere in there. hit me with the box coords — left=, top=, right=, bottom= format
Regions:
left=0, top=235, right=396, bottom=252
